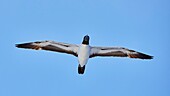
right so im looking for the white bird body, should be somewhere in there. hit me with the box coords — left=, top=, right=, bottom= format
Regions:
left=16, top=35, right=153, bottom=74
left=78, top=44, right=90, bottom=67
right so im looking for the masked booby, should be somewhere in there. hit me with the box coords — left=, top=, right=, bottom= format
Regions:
left=16, top=35, right=153, bottom=74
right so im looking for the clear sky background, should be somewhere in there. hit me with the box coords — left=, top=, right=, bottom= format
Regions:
left=0, top=0, right=169, bottom=96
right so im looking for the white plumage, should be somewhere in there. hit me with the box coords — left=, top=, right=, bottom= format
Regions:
left=78, top=44, right=90, bottom=67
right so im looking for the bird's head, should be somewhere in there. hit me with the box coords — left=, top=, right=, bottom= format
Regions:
left=82, top=35, right=90, bottom=45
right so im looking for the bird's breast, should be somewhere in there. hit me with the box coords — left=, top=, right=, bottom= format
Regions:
left=78, top=45, right=91, bottom=66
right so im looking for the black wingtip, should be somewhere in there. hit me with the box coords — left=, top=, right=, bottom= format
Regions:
left=15, top=43, right=32, bottom=48
left=128, top=51, right=154, bottom=60
left=15, top=44, right=20, bottom=48
left=150, top=56, right=154, bottom=59
left=15, top=44, right=21, bottom=48
left=146, top=56, right=153, bottom=59
left=15, top=43, right=24, bottom=48
left=139, top=53, right=154, bottom=59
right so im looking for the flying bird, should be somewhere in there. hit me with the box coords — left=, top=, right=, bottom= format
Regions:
left=16, top=35, right=153, bottom=74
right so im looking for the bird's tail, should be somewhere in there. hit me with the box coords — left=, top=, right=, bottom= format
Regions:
left=78, top=64, right=85, bottom=74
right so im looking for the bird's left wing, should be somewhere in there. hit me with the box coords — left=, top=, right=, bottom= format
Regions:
left=90, top=46, right=153, bottom=59
left=16, top=41, right=79, bottom=57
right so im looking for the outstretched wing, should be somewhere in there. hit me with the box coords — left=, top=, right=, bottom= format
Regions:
left=90, top=46, right=153, bottom=59
left=16, top=41, right=79, bottom=57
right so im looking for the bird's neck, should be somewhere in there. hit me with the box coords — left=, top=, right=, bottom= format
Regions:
left=82, top=40, right=89, bottom=45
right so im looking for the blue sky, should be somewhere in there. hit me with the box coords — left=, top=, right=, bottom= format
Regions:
left=0, top=0, right=170, bottom=96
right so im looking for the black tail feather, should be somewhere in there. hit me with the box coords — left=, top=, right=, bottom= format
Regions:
left=78, top=64, right=85, bottom=74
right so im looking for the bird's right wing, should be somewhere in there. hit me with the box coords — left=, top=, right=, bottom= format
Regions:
left=90, top=46, right=153, bottom=59
left=16, top=41, right=79, bottom=57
